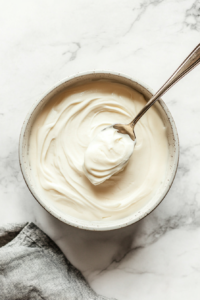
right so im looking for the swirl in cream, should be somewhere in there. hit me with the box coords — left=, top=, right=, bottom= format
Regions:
left=29, top=81, right=169, bottom=221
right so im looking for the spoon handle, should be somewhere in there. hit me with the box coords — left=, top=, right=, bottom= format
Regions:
left=131, top=44, right=200, bottom=126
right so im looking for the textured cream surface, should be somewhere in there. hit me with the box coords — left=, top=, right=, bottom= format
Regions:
left=83, top=126, right=136, bottom=185
left=29, top=81, right=169, bottom=221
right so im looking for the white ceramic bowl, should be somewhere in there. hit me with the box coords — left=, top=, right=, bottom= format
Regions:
left=19, top=71, right=179, bottom=231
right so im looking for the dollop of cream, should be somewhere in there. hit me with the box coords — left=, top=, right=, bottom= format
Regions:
left=83, top=127, right=135, bottom=185
left=29, top=81, right=169, bottom=221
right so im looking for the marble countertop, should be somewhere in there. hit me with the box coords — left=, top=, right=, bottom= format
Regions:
left=1, top=0, right=200, bottom=299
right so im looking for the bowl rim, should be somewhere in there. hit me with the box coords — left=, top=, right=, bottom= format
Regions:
left=19, top=70, right=179, bottom=231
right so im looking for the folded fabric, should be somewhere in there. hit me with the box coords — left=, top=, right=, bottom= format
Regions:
left=0, top=222, right=116, bottom=300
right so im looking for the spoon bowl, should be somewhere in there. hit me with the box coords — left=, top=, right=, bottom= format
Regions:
left=113, top=123, right=136, bottom=141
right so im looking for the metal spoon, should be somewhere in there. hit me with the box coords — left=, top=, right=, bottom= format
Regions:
left=114, top=44, right=200, bottom=141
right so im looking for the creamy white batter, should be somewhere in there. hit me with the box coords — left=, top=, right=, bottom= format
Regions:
left=29, top=81, right=169, bottom=221
left=83, top=127, right=135, bottom=185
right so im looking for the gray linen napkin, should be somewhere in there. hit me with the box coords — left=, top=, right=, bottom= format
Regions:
left=0, top=222, right=116, bottom=300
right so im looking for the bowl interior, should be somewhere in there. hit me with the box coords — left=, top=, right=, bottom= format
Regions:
left=19, top=72, right=179, bottom=231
